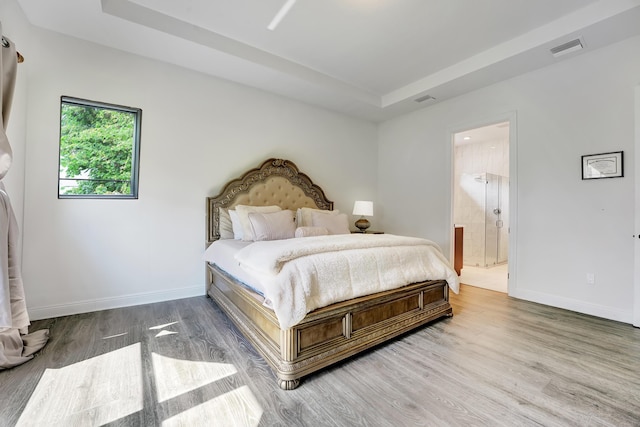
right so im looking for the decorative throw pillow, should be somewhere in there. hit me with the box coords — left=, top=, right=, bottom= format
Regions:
left=310, top=211, right=350, bottom=235
left=235, top=205, right=283, bottom=241
left=248, top=210, right=296, bottom=241
left=294, top=226, right=329, bottom=238
left=228, top=209, right=244, bottom=240
left=296, top=207, right=340, bottom=227
left=218, top=208, right=234, bottom=240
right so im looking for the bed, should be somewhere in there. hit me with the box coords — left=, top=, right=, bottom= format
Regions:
left=205, top=158, right=456, bottom=389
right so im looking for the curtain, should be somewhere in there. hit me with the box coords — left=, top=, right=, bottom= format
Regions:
left=0, top=28, right=49, bottom=370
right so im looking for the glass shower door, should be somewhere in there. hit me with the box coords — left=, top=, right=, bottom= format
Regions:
left=484, top=173, right=500, bottom=266
left=484, top=173, right=508, bottom=266
left=498, top=176, right=509, bottom=264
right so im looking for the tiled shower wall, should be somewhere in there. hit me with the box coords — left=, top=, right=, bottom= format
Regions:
left=454, top=137, right=509, bottom=267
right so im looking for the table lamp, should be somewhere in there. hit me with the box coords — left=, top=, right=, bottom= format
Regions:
left=352, top=201, right=373, bottom=233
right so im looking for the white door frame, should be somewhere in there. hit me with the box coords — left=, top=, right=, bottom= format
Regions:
left=634, top=86, right=640, bottom=327
left=449, top=111, right=518, bottom=295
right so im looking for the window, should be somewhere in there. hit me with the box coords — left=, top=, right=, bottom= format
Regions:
left=58, top=96, right=142, bottom=198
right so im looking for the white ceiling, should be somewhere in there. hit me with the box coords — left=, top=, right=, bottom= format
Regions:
left=16, top=0, right=640, bottom=122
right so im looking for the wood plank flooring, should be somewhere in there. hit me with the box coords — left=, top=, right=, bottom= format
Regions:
left=1, top=284, right=639, bottom=426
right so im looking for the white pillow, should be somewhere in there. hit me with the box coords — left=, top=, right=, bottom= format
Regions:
left=311, top=211, right=350, bottom=235
left=218, top=208, right=234, bottom=240
left=295, top=226, right=329, bottom=238
left=296, top=207, right=340, bottom=227
left=228, top=209, right=244, bottom=240
left=235, top=205, right=282, bottom=241
left=248, top=210, right=296, bottom=241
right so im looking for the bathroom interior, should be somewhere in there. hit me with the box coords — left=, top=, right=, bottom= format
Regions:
left=453, top=121, right=509, bottom=293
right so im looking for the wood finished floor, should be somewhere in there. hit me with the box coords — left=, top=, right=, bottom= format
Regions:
left=1, top=284, right=639, bottom=426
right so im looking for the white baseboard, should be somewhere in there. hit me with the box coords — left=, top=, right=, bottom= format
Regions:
left=509, top=288, right=633, bottom=324
left=29, top=285, right=633, bottom=325
left=27, top=285, right=206, bottom=321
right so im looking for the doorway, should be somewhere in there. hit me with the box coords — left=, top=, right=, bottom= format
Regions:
left=453, top=121, right=510, bottom=293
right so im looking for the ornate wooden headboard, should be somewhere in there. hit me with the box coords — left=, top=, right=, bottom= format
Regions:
left=206, top=158, right=334, bottom=245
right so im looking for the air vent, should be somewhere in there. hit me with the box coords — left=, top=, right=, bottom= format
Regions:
left=550, top=38, right=584, bottom=58
left=415, top=94, right=436, bottom=103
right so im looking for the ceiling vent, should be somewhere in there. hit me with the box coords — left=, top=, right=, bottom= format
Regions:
left=550, top=38, right=584, bottom=58
left=415, top=94, right=436, bottom=103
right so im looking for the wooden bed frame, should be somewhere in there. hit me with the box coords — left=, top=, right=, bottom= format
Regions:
left=206, top=158, right=453, bottom=389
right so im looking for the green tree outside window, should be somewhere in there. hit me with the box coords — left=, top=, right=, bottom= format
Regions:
left=58, top=97, right=141, bottom=198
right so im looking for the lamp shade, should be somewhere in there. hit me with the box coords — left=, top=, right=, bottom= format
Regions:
left=352, top=201, right=373, bottom=217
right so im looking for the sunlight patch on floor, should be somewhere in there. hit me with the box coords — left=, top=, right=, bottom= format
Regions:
left=150, top=321, right=179, bottom=330
left=151, top=352, right=237, bottom=403
left=102, top=332, right=128, bottom=339
left=16, top=343, right=143, bottom=427
left=161, top=385, right=263, bottom=427
left=155, top=330, right=178, bottom=337
left=15, top=320, right=262, bottom=426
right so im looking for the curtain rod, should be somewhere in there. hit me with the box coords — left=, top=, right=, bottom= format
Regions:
left=1, top=36, right=24, bottom=63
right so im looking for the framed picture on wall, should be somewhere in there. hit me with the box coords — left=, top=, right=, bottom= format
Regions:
left=581, top=151, right=624, bottom=180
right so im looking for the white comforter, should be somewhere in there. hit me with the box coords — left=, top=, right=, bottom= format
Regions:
left=234, top=234, right=459, bottom=329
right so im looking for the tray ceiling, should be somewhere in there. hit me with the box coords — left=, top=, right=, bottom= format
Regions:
left=16, top=0, right=640, bottom=121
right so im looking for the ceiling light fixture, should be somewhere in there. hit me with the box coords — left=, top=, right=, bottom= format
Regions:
left=268, top=0, right=298, bottom=31
left=463, top=136, right=471, bottom=141
left=550, top=38, right=584, bottom=58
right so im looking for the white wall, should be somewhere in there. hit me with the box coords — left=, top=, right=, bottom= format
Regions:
left=6, top=0, right=640, bottom=324
left=16, top=24, right=377, bottom=319
left=379, top=35, right=640, bottom=323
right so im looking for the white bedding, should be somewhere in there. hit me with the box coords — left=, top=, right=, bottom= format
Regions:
left=202, top=240, right=267, bottom=295
left=215, top=233, right=459, bottom=329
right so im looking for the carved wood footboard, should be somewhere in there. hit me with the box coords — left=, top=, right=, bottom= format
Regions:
left=207, top=263, right=452, bottom=389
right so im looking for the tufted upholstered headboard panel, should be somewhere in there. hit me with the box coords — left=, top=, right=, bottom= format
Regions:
left=206, top=158, right=334, bottom=245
